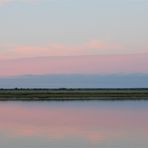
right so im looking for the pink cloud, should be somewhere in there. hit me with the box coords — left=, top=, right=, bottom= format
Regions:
left=0, top=53, right=148, bottom=76
left=0, top=40, right=128, bottom=60
left=0, top=40, right=147, bottom=76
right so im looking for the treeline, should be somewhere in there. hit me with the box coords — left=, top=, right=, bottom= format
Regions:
left=0, top=88, right=148, bottom=91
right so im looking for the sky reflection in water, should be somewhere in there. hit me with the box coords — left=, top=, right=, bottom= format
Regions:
left=0, top=101, right=148, bottom=148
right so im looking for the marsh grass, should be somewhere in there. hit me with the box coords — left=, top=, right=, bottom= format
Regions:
left=0, top=88, right=148, bottom=101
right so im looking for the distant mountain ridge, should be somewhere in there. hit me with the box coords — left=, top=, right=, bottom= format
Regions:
left=0, top=74, right=148, bottom=88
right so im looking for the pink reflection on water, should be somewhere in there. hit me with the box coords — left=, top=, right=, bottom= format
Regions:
left=0, top=102, right=148, bottom=145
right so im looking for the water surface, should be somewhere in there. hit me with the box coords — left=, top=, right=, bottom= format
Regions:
left=0, top=101, right=148, bottom=148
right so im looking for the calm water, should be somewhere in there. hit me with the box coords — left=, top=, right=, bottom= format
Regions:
left=0, top=101, right=148, bottom=148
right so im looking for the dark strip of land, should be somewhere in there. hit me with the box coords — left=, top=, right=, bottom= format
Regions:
left=0, top=88, right=148, bottom=101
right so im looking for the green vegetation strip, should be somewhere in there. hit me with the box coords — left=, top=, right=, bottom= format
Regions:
left=0, top=88, right=148, bottom=100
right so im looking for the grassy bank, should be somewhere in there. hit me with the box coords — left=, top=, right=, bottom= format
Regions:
left=0, top=88, right=148, bottom=101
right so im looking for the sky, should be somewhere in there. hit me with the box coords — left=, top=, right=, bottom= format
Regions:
left=0, top=0, right=148, bottom=77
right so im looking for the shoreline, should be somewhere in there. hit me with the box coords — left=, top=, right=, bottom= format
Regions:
left=0, top=88, right=148, bottom=101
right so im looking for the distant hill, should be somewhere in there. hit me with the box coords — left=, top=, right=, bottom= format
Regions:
left=0, top=74, right=148, bottom=88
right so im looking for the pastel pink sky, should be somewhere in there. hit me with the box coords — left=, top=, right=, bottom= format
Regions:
left=0, top=53, right=148, bottom=76
left=0, top=40, right=129, bottom=60
left=0, top=0, right=148, bottom=76
left=0, top=40, right=147, bottom=76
